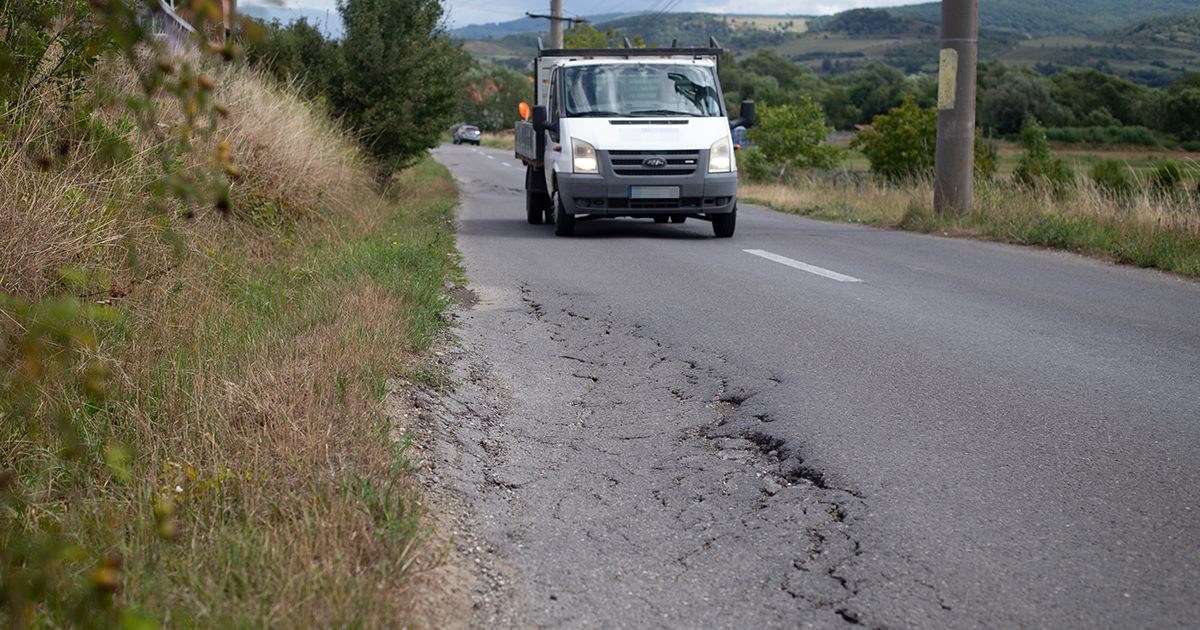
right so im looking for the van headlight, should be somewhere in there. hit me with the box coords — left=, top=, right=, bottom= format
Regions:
left=709, top=136, right=732, bottom=173
left=572, top=138, right=598, bottom=173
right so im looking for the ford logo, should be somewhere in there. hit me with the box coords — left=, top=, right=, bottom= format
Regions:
left=642, top=158, right=667, bottom=168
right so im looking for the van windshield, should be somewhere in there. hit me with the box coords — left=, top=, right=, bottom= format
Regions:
left=563, top=63, right=723, bottom=118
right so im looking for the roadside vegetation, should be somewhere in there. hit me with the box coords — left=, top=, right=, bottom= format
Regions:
left=739, top=124, right=1200, bottom=277
left=3, top=0, right=463, bottom=627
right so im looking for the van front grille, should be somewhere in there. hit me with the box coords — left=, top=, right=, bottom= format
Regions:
left=605, top=150, right=701, bottom=178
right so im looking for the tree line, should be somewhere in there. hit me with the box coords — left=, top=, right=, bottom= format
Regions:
left=720, top=49, right=1200, bottom=148
left=252, top=15, right=1200, bottom=152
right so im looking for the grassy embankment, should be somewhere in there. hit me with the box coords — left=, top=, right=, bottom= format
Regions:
left=741, top=158, right=1200, bottom=277
left=2, top=56, right=459, bottom=627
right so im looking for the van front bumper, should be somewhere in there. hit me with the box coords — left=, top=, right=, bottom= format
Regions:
left=556, top=171, right=737, bottom=216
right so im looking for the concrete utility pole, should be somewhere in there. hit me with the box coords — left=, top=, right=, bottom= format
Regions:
left=527, top=1, right=588, bottom=49
left=550, top=0, right=563, bottom=49
left=933, top=0, right=978, bottom=216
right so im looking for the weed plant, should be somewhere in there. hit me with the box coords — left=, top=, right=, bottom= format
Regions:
left=2, top=51, right=461, bottom=629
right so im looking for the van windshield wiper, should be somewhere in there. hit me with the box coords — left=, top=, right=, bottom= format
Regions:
left=629, top=109, right=698, bottom=117
left=570, top=110, right=624, bottom=117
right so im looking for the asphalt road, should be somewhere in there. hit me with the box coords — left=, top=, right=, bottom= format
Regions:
left=428, top=143, right=1200, bottom=629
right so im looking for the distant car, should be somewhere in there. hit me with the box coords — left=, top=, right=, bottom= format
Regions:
left=453, top=125, right=481, bottom=145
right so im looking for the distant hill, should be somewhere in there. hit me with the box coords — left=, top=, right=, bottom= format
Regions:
left=450, top=13, right=627, bottom=40
left=454, top=5, right=1200, bottom=87
left=814, top=9, right=937, bottom=39
left=890, top=0, right=1200, bottom=38
left=239, top=5, right=344, bottom=39
left=1106, top=15, right=1200, bottom=52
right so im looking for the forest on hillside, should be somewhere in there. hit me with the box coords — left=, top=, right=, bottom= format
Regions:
left=1107, top=15, right=1200, bottom=52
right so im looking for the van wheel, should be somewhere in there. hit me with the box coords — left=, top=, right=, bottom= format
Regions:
left=711, top=205, right=736, bottom=238
left=553, top=192, right=575, bottom=236
left=526, top=189, right=544, bottom=224
left=670, top=215, right=686, bottom=224
left=653, top=216, right=668, bottom=224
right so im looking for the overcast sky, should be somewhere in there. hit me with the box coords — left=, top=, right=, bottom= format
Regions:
left=248, top=0, right=921, bottom=29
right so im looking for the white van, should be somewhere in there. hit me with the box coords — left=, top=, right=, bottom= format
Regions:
left=515, top=41, right=754, bottom=237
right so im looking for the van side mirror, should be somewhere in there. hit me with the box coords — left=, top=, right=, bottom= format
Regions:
left=531, top=105, right=549, bottom=133
left=729, top=101, right=755, bottom=130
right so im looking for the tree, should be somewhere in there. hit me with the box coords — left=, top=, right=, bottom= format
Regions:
left=745, top=97, right=843, bottom=176
left=979, top=68, right=1067, bottom=135
left=738, top=49, right=824, bottom=95
left=1049, top=68, right=1152, bottom=128
left=332, top=0, right=468, bottom=177
left=245, top=17, right=339, bottom=101
left=723, top=49, right=826, bottom=111
left=1161, top=73, right=1200, bottom=141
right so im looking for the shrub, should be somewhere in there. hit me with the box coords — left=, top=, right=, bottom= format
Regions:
left=850, top=95, right=936, bottom=183
left=1091, top=159, right=1133, bottom=200
left=1042, top=126, right=1159, bottom=147
left=745, top=97, right=844, bottom=176
left=1151, top=160, right=1185, bottom=199
left=737, top=145, right=773, bottom=183
left=851, top=96, right=996, bottom=183
left=1012, top=119, right=1075, bottom=196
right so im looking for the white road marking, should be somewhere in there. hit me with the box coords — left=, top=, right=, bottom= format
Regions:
left=743, top=249, right=863, bottom=283
left=501, top=162, right=512, bottom=167
left=487, top=155, right=495, bottom=160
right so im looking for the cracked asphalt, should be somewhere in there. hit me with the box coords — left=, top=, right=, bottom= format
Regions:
left=426, top=144, right=1200, bottom=629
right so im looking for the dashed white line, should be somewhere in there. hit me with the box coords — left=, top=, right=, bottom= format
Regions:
left=487, top=155, right=495, bottom=160
left=501, top=162, right=512, bottom=167
left=743, top=249, right=863, bottom=283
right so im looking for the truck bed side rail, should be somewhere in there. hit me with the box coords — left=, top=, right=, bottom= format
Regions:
left=515, top=121, right=540, bottom=165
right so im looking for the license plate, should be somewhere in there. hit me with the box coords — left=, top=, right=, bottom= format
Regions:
left=629, top=186, right=680, bottom=200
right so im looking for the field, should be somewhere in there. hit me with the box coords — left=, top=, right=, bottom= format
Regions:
left=725, top=16, right=809, bottom=34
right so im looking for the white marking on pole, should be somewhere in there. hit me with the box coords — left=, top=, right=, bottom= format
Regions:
left=743, top=249, right=863, bottom=283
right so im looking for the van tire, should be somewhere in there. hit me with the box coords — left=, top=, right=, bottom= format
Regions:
left=526, top=189, right=544, bottom=224
left=526, top=167, right=548, bottom=225
left=712, top=205, right=736, bottom=238
left=553, top=193, right=575, bottom=236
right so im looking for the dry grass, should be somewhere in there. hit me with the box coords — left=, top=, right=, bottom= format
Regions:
left=741, top=174, right=1200, bottom=276
left=479, top=130, right=515, bottom=151
left=740, top=178, right=932, bottom=226
left=2, top=52, right=463, bottom=627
